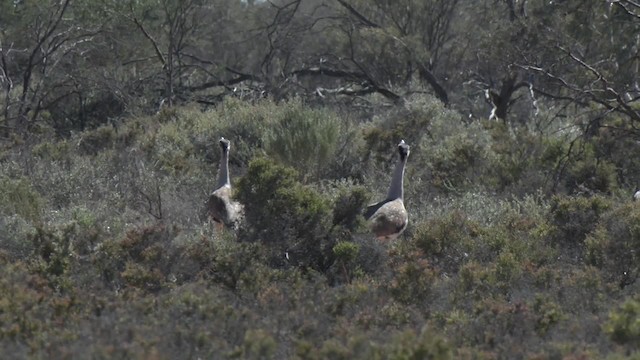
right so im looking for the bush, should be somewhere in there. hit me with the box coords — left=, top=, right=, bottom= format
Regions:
left=235, top=157, right=334, bottom=270
left=332, top=241, right=361, bottom=283
left=564, top=144, right=618, bottom=194
left=486, top=125, right=551, bottom=194
left=412, top=210, right=480, bottom=274
left=0, top=176, right=43, bottom=223
left=28, top=222, right=84, bottom=291
left=387, top=249, right=437, bottom=305
left=532, top=294, right=563, bottom=336
left=585, top=203, right=640, bottom=288
left=387, top=327, right=452, bottom=360
left=93, top=223, right=180, bottom=292
left=604, top=296, right=640, bottom=347
left=548, top=195, right=611, bottom=245
left=264, top=99, right=340, bottom=180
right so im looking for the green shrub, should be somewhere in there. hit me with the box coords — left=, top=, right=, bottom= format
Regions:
left=387, top=249, right=437, bottom=305
left=326, top=181, right=369, bottom=232
left=412, top=211, right=480, bottom=273
left=363, top=94, right=453, bottom=162
left=265, top=99, right=340, bottom=180
left=147, top=121, right=196, bottom=174
left=456, top=261, right=496, bottom=303
left=387, top=327, right=452, bottom=360
left=585, top=203, right=640, bottom=288
left=0, top=176, right=43, bottom=223
left=494, top=250, right=520, bottom=284
left=565, top=144, right=618, bottom=194
left=76, top=124, right=118, bottom=155
left=31, top=140, right=72, bottom=162
left=93, top=223, right=179, bottom=292
left=236, top=157, right=333, bottom=270
left=533, top=295, right=563, bottom=336
left=237, top=329, right=277, bottom=359
left=332, top=241, right=361, bottom=283
left=604, top=296, right=640, bottom=347
left=429, top=134, right=482, bottom=191
left=487, top=125, right=550, bottom=193
left=27, top=222, right=82, bottom=292
left=198, top=98, right=275, bottom=165
left=548, top=195, right=611, bottom=245
left=467, top=298, right=534, bottom=355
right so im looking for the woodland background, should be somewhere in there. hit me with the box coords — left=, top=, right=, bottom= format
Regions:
left=1, top=0, right=640, bottom=358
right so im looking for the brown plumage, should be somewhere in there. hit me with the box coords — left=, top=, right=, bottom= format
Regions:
left=206, top=137, right=244, bottom=229
left=364, top=140, right=410, bottom=241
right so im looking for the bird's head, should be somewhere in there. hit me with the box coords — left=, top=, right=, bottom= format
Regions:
left=398, top=139, right=410, bottom=160
left=219, top=137, right=230, bottom=152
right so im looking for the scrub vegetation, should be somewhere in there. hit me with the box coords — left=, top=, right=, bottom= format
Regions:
left=1, top=0, right=639, bottom=358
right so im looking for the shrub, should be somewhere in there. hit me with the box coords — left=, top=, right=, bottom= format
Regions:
left=326, top=181, right=369, bottom=232
left=363, top=95, right=490, bottom=195
left=564, top=144, right=618, bottom=194
left=387, top=327, right=453, bottom=360
left=29, top=223, right=76, bottom=278
left=387, top=248, right=437, bottom=305
left=604, top=296, right=640, bottom=347
left=486, top=125, right=551, bottom=194
left=412, top=210, right=480, bottom=274
left=456, top=261, right=496, bottom=303
left=547, top=195, right=611, bottom=245
left=235, top=157, right=334, bottom=270
left=264, top=99, right=340, bottom=180
left=428, top=134, right=483, bottom=191
left=147, top=121, right=196, bottom=174
left=332, top=241, right=361, bottom=283
left=93, top=223, right=180, bottom=292
left=76, top=124, right=118, bottom=155
left=238, top=329, right=277, bottom=360
left=585, top=203, right=640, bottom=288
left=0, top=175, right=43, bottom=223
left=532, top=295, right=563, bottom=336
left=32, top=139, right=73, bottom=162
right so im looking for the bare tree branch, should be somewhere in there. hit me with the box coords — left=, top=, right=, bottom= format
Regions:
left=132, top=16, right=166, bottom=67
left=292, top=66, right=400, bottom=101
left=334, top=0, right=380, bottom=28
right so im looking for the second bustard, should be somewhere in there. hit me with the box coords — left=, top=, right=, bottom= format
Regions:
left=364, top=140, right=410, bottom=241
left=206, top=137, right=244, bottom=229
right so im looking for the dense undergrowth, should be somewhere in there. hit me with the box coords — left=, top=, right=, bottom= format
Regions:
left=0, top=96, right=639, bottom=359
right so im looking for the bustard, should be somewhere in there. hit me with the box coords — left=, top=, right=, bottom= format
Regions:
left=206, top=137, right=244, bottom=229
left=364, top=140, right=410, bottom=241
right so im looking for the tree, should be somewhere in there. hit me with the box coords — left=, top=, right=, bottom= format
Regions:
left=0, top=0, right=101, bottom=135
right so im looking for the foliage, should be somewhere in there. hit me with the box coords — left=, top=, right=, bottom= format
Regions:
left=547, top=195, right=612, bottom=245
left=235, top=157, right=334, bottom=270
left=604, top=296, right=640, bottom=347
left=264, top=99, right=340, bottom=180
left=585, top=203, right=640, bottom=288
left=1, top=95, right=640, bottom=358
left=0, top=176, right=43, bottom=223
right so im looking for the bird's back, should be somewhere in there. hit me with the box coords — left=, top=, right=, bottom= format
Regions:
left=207, top=185, right=243, bottom=227
left=366, top=198, right=408, bottom=241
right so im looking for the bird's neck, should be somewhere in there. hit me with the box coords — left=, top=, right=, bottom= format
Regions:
left=386, top=156, right=406, bottom=200
left=216, top=150, right=230, bottom=188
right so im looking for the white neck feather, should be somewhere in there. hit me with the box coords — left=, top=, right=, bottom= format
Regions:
left=216, top=149, right=230, bottom=189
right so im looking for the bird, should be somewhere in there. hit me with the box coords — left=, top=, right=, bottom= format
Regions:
left=634, top=188, right=640, bottom=201
left=364, top=140, right=410, bottom=241
left=205, top=137, right=244, bottom=230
